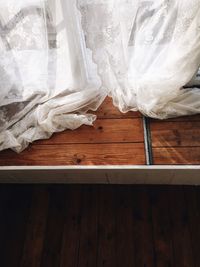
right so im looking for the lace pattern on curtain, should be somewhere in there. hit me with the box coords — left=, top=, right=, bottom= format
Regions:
left=1, top=0, right=200, bottom=152
left=0, top=0, right=106, bottom=152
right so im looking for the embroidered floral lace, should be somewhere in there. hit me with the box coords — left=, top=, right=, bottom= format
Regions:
left=0, top=0, right=200, bottom=152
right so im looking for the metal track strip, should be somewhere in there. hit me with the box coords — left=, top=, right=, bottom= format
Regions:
left=143, top=116, right=154, bottom=165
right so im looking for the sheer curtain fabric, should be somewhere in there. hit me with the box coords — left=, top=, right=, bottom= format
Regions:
left=0, top=0, right=200, bottom=152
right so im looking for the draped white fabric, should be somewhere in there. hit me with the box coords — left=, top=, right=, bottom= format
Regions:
left=0, top=0, right=200, bottom=152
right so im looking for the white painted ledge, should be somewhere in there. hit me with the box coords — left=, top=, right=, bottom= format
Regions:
left=0, top=165, right=200, bottom=185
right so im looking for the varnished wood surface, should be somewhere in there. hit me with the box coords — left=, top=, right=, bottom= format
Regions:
left=35, top=118, right=143, bottom=145
left=151, top=121, right=200, bottom=147
left=0, top=143, right=145, bottom=166
left=1, top=184, right=200, bottom=267
left=153, top=147, right=200, bottom=165
left=151, top=118, right=200, bottom=164
left=0, top=98, right=145, bottom=166
left=1, top=97, right=200, bottom=165
left=94, top=97, right=141, bottom=119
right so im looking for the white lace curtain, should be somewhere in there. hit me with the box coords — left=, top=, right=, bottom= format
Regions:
left=0, top=0, right=200, bottom=152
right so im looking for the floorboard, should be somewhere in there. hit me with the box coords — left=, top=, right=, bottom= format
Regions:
left=94, top=97, right=141, bottom=119
left=96, top=186, right=117, bottom=267
left=168, top=187, right=195, bottom=267
left=21, top=186, right=49, bottom=267
left=184, top=187, right=200, bottom=267
left=41, top=186, right=67, bottom=267
left=151, top=121, right=200, bottom=147
left=153, top=147, right=200, bottom=165
left=35, top=118, right=143, bottom=145
left=0, top=143, right=145, bottom=166
left=150, top=117, right=200, bottom=164
left=60, top=186, right=82, bottom=267
left=77, top=186, right=98, bottom=267
left=0, top=186, right=32, bottom=267
left=115, top=187, right=135, bottom=267
left=132, top=187, right=156, bottom=266
left=0, top=185, right=200, bottom=267
left=150, top=187, right=174, bottom=267
left=1, top=97, right=200, bottom=165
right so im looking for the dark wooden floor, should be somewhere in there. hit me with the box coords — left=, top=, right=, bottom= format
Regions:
left=1, top=184, right=200, bottom=267
left=1, top=97, right=200, bottom=165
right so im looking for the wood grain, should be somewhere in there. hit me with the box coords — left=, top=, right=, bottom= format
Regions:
left=0, top=143, right=145, bottom=166
left=41, top=186, right=66, bottom=267
left=36, top=118, right=144, bottom=145
left=78, top=186, right=98, bottom=267
left=153, top=147, right=200, bottom=165
left=0, top=185, right=200, bottom=266
left=151, top=113, right=200, bottom=122
left=60, top=186, right=82, bottom=267
left=2, top=95, right=200, bottom=166
left=151, top=121, right=200, bottom=147
left=96, top=186, right=117, bottom=267
left=95, top=97, right=141, bottom=119
left=150, top=187, right=174, bottom=267
left=0, top=186, right=16, bottom=265
left=115, top=186, right=135, bottom=267
left=132, top=187, right=155, bottom=267
left=0, top=186, right=32, bottom=267
left=168, top=187, right=195, bottom=267
left=21, top=186, right=49, bottom=267
left=184, top=187, right=200, bottom=267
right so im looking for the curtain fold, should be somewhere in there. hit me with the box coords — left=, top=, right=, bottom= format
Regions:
left=0, top=0, right=200, bottom=152
left=0, top=0, right=107, bottom=152
left=78, top=0, right=200, bottom=118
